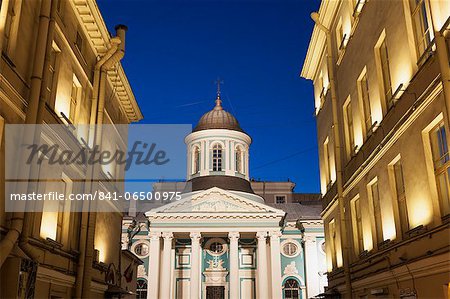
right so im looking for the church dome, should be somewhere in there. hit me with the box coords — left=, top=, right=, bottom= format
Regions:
left=193, top=96, right=243, bottom=132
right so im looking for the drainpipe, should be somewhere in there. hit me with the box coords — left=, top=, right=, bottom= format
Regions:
left=78, top=25, right=127, bottom=299
left=311, top=12, right=353, bottom=297
left=0, top=0, right=52, bottom=268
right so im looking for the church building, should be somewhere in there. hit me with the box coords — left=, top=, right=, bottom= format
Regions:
left=122, top=92, right=327, bottom=299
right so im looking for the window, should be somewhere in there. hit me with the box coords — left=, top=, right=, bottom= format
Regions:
left=134, top=243, right=149, bottom=257
left=69, top=75, right=81, bottom=123
left=392, top=159, right=409, bottom=234
left=324, top=138, right=332, bottom=189
left=368, top=179, right=383, bottom=244
left=351, top=196, right=364, bottom=254
left=193, top=147, right=200, bottom=174
left=206, top=238, right=227, bottom=256
left=276, top=195, right=286, bottom=204
left=343, top=98, right=355, bottom=158
left=409, top=0, right=431, bottom=60
left=212, top=144, right=222, bottom=171
left=329, top=219, right=337, bottom=266
left=358, top=70, right=372, bottom=136
left=378, top=38, right=393, bottom=109
left=209, top=242, right=224, bottom=254
left=235, top=147, right=242, bottom=173
left=282, top=242, right=298, bottom=257
left=284, top=279, right=300, bottom=299
left=46, top=45, right=60, bottom=105
left=136, top=279, right=147, bottom=299
left=336, top=18, right=344, bottom=51
left=430, top=121, right=450, bottom=216
left=75, top=31, right=83, bottom=53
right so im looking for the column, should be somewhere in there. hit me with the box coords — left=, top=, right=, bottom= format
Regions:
left=304, top=234, right=319, bottom=298
left=269, top=230, right=283, bottom=299
left=229, top=231, right=240, bottom=299
left=256, top=231, right=269, bottom=299
left=160, top=232, right=173, bottom=298
left=148, top=231, right=161, bottom=299
left=190, top=232, right=201, bottom=299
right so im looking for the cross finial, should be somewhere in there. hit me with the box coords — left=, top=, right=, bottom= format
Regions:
left=215, top=77, right=224, bottom=97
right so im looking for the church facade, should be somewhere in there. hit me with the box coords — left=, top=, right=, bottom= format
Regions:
left=122, top=94, right=327, bottom=299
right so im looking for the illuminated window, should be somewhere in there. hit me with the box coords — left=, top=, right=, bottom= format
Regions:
left=46, top=44, right=60, bottom=107
left=351, top=196, right=364, bottom=254
left=276, top=195, right=286, bottom=204
left=368, top=179, right=383, bottom=244
left=378, top=38, right=393, bottom=109
left=75, top=31, right=83, bottom=53
left=284, top=279, right=300, bottom=299
left=392, top=159, right=410, bottom=235
left=409, top=0, right=431, bottom=60
left=329, top=219, right=338, bottom=267
left=2, top=0, right=17, bottom=54
left=357, top=70, right=372, bottom=136
left=336, top=18, right=344, bottom=51
left=134, top=243, right=149, bottom=257
left=212, top=144, right=222, bottom=171
left=343, top=98, right=355, bottom=158
left=430, top=121, right=450, bottom=217
left=193, top=146, right=200, bottom=174
left=323, top=138, right=332, bottom=189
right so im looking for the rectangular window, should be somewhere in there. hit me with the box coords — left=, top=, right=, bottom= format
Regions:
left=343, top=98, right=355, bottom=158
left=368, top=179, right=383, bottom=243
left=276, top=196, right=286, bottom=204
left=379, top=39, right=393, bottom=109
left=430, top=121, right=450, bottom=216
left=329, top=219, right=337, bottom=266
left=409, top=0, right=431, bottom=60
left=75, top=31, right=83, bottom=53
left=351, top=196, right=364, bottom=254
left=2, top=0, right=15, bottom=53
left=323, top=138, right=332, bottom=189
left=336, top=18, right=344, bottom=51
left=69, top=82, right=78, bottom=123
left=392, top=159, right=410, bottom=235
left=212, top=144, right=222, bottom=171
left=46, top=45, right=60, bottom=105
left=358, top=70, right=372, bottom=136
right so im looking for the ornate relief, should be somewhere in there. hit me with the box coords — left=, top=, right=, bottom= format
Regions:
left=192, top=199, right=247, bottom=212
left=137, top=265, right=147, bottom=278
left=206, top=258, right=225, bottom=271
left=283, top=261, right=299, bottom=276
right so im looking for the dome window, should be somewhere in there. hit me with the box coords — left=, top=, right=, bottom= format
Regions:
left=193, top=147, right=200, bottom=174
left=235, top=147, right=242, bottom=174
left=212, top=144, right=222, bottom=171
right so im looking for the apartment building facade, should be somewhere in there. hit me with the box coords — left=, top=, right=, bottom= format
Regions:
left=0, top=0, right=142, bottom=297
left=301, top=0, right=449, bottom=297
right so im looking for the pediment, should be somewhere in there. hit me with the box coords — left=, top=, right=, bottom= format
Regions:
left=146, top=187, right=285, bottom=215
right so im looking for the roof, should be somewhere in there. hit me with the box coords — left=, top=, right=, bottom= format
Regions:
left=193, top=96, right=243, bottom=132
left=266, top=203, right=322, bottom=221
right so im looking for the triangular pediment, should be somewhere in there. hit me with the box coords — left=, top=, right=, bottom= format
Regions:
left=146, top=187, right=285, bottom=216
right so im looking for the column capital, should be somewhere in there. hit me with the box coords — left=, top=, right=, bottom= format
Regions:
left=228, top=231, right=240, bottom=241
left=269, top=230, right=282, bottom=239
left=189, top=232, right=202, bottom=241
left=162, top=232, right=173, bottom=240
left=149, top=231, right=161, bottom=240
left=256, top=231, right=267, bottom=240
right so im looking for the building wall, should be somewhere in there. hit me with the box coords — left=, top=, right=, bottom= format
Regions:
left=302, top=0, right=450, bottom=297
left=0, top=0, right=142, bottom=297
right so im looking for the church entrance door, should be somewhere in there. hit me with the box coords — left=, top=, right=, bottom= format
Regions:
left=206, top=286, right=225, bottom=299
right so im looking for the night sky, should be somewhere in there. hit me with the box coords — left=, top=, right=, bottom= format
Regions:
left=98, top=0, right=321, bottom=193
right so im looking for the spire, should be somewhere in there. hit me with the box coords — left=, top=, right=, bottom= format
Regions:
left=214, top=77, right=224, bottom=110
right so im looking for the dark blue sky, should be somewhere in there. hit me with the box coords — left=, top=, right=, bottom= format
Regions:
left=98, top=0, right=321, bottom=193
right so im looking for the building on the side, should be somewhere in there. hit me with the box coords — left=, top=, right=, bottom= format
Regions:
left=0, top=0, right=142, bottom=297
left=122, top=93, right=327, bottom=299
left=301, top=0, right=449, bottom=297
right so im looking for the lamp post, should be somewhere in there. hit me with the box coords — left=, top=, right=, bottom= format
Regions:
left=310, top=11, right=353, bottom=297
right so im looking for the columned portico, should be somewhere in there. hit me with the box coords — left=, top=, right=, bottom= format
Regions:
left=148, top=231, right=161, bottom=299
left=161, top=232, right=174, bottom=298
left=269, top=230, right=283, bottom=299
left=228, top=232, right=240, bottom=299
left=256, top=231, right=269, bottom=299
left=190, top=232, right=202, bottom=299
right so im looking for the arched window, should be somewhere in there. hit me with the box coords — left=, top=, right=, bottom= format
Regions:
left=136, top=279, right=148, bottom=299
left=193, top=147, right=200, bottom=174
left=235, top=147, right=242, bottom=173
left=212, top=144, right=222, bottom=171
left=284, top=279, right=300, bottom=299
left=134, top=243, right=149, bottom=257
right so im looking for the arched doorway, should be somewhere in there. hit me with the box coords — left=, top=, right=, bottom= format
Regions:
left=283, top=278, right=301, bottom=299
left=136, top=279, right=147, bottom=299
